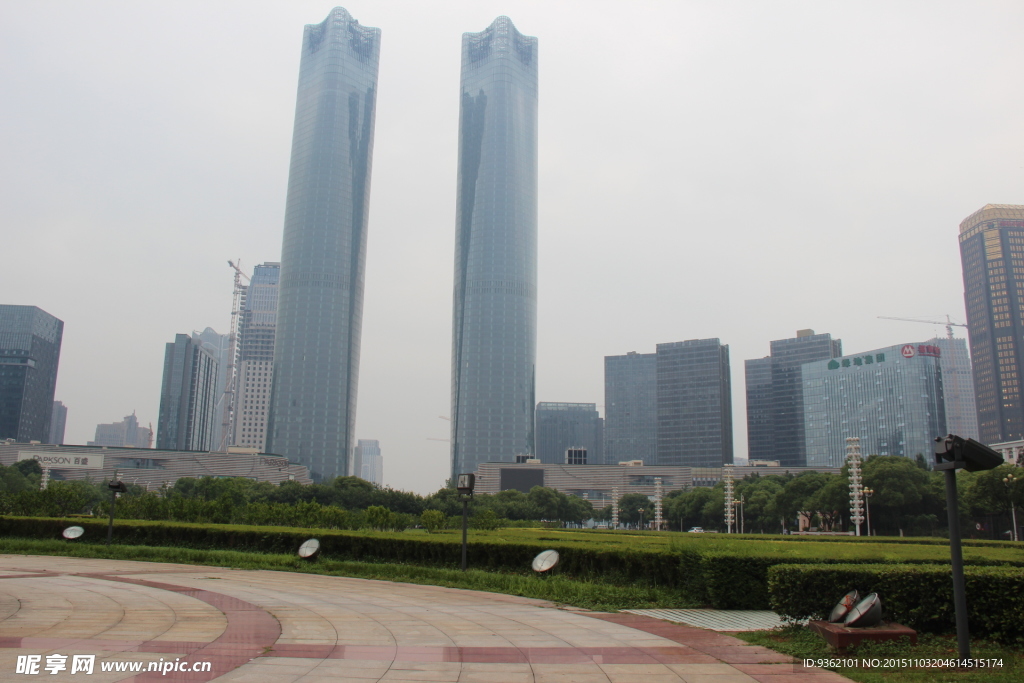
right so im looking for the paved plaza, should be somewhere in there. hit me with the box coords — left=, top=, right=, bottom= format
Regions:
left=0, top=555, right=848, bottom=682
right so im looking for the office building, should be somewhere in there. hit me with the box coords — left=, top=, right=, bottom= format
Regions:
left=743, top=357, right=773, bottom=462
left=802, top=342, right=946, bottom=467
left=0, top=305, right=63, bottom=443
left=450, top=17, right=538, bottom=478
left=769, top=330, right=842, bottom=466
left=194, top=327, right=229, bottom=450
left=959, top=204, right=1024, bottom=443
left=89, top=412, right=152, bottom=448
left=604, top=352, right=657, bottom=464
left=656, top=338, right=733, bottom=467
left=535, top=402, right=603, bottom=465
left=235, top=262, right=280, bottom=451
left=157, top=333, right=219, bottom=452
left=932, top=336, right=978, bottom=440
left=268, top=8, right=380, bottom=481
left=48, top=400, right=67, bottom=445
left=354, top=439, right=382, bottom=486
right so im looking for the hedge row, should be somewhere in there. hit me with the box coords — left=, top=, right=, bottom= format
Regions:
left=3, top=516, right=1020, bottom=610
left=768, top=563, right=1024, bottom=644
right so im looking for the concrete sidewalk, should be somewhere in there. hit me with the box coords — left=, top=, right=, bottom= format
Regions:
left=0, top=555, right=848, bottom=682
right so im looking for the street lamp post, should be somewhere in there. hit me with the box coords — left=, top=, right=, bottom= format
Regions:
left=863, top=488, right=874, bottom=536
left=638, top=508, right=645, bottom=531
left=1003, top=473, right=1019, bottom=542
left=733, top=496, right=745, bottom=534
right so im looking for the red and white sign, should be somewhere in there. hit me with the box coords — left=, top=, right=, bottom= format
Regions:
left=901, top=344, right=916, bottom=358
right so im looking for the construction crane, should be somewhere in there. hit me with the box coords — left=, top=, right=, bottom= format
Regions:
left=219, top=260, right=250, bottom=452
left=877, top=314, right=967, bottom=341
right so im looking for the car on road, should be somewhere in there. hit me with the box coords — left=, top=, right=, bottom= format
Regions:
left=687, top=527, right=705, bottom=533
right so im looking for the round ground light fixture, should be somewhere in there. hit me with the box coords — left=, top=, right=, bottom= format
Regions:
left=844, top=593, right=882, bottom=628
left=531, top=549, right=559, bottom=573
left=298, top=538, right=321, bottom=560
left=828, top=590, right=860, bottom=623
left=62, top=526, right=85, bottom=541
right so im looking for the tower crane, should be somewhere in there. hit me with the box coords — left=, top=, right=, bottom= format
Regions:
left=877, top=314, right=966, bottom=341
left=219, top=260, right=250, bottom=451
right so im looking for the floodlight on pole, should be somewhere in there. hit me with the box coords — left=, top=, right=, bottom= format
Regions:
left=654, top=477, right=663, bottom=531
left=863, top=488, right=874, bottom=537
left=611, top=487, right=619, bottom=529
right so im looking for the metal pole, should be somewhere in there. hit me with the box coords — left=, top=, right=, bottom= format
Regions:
left=106, top=489, right=116, bottom=546
left=1011, top=505, right=1018, bottom=543
left=942, top=466, right=971, bottom=659
left=461, top=498, right=468, bottom=571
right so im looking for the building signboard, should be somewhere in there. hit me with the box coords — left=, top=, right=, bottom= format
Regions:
left=18, top=452, right=104, bottom=469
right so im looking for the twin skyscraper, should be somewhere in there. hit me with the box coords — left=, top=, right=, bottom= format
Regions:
left=267, top=8, right=538, bottom=482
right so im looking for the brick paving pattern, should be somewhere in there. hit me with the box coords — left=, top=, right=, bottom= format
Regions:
left=0, top=556, right=849, bottom=682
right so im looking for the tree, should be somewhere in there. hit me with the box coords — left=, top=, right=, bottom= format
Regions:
left=773, top=472, right=831, bottom=530
left=527, top=486, right=561, bottom=520
left=804, top=475, right=846, bottom=531
left=862, top=455, right=933, bottom=534
left=617, top=493, right=652, bottom=526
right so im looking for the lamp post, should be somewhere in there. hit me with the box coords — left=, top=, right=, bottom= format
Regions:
left=724, top=464, right=735, bottom=533
left=1004, top=473, right=1019, bottom=542
left=456, top=473, right=475, bottom=571
left=733, top=495, right=745, bottom=534
left=638, top=508, right=645, bottom=531
left=863, top=488, right=874, bottom=537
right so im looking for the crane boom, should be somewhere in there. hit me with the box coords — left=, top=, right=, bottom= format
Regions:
left=877, top=315, right=966, bottom=341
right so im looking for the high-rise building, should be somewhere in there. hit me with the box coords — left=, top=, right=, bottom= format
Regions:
left=268, top=8, right=380, bottom=481
left=768, top=330, right=842, bottom=466
left=48, top=400, right=67, bottom=445
left=89, top=412, right=152, bottom=448
left=354, top=439, right=382, bottom=486
left=193, top=327, right=229, bottom=449
left=743, top=357, right=773, bottom=461
left=958, top=204, right=1024, bottom=443
left=802, top=342, right=946, bottom=466
left=450, top=17, right=538, bottom=479
left=535, top=402, right=603, bottom=465
left=656, top=339, right=733, bottom=467
left=932, top=336, right=978, bottom=440
left=157, top=333, right=218, bottom=451
left=604, top=351, right=657, bottom=464
left=0, top=305, right=63, bottom=443
left=234, top=262, right=280, bottom=451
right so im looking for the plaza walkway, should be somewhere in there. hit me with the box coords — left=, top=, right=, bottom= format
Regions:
left=0, top=555, right=848, bottom=682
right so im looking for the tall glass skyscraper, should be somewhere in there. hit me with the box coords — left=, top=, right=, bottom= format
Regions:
left=959, top=204, right=1024, bottom=444
left=604, top=351, right=657, bottom=464
left=0, top=305, right=63, bottom=443
left=268, top=8, right=380, bottom=481
left=451, top=17, right=538, bottom=479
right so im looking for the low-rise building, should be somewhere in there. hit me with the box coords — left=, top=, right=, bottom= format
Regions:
left=1, top=442, right=311, bottom=488
left=474, top=461, right=840, bottom=507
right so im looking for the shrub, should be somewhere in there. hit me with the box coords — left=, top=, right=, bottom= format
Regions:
left=420, top=510, right=446, bottom=533
left=768, top=563, right=1024, bottom=644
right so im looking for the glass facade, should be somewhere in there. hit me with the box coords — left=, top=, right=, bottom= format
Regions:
left=157, top=334, right=219, bottom=452
left=744, top=357, right=773, bottom=462
left=268, top=8, right=380, bottom=481
left=958, top=204, right=1024, bottom=444
left=0, top=305, right=63, bottom=443
left=656, top=339, right=733, bottom=467
left=354, top=438, right=382, bottom=486
left=802, top=343, right=946, bottom=467
left=768, top=332, right=842, bottom=466
left=451, top=17, right=538, bottom=478
left=603, top=352, right=657, bottom=464
left=932, top=336, right=978, bottom=440
left=535, top=402, right=603, bottom=464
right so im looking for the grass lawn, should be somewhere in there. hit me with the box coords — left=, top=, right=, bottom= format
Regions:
left=734, top=625, right=1022, bottom=683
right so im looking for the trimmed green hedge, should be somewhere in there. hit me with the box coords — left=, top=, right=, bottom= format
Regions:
left=768, top=563, right=1024, bottom=644
left=4, top=516, right=1021, bottom=611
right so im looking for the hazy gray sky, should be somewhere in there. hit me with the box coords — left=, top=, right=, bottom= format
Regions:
left=2, top=1, right=1022, bottom=494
